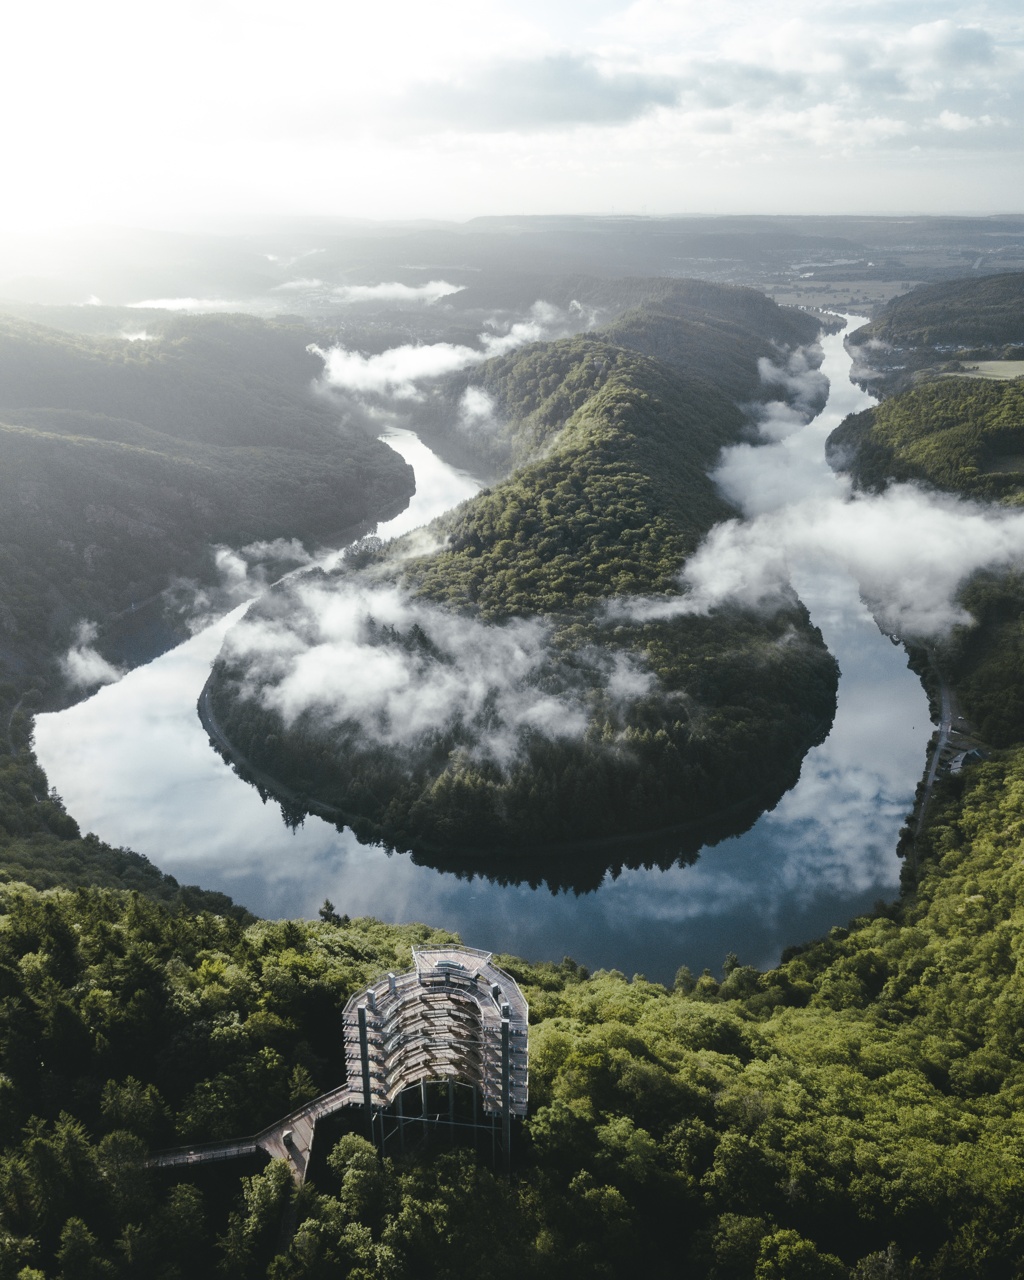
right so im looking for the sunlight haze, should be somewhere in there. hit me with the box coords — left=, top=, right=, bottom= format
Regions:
left=3, top=0, right=1022, bottom=230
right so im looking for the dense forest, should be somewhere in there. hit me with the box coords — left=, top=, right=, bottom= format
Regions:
left=0, top=312, right=414, bottom=698
left=826, top=377, right=1024, bottom=504
left=2, top=742, right=1024, bottom=1277
left=206, top=290, right=839, bottom=856
left=849, top=272, right=1024, bottom=350
left=3, top=266, right=1024, bottom=1275
left=419, top=277, right=824, bottom=473
left=826, top=364, right=1024, bottom=756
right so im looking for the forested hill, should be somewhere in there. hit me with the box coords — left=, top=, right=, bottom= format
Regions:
left=0, top=312, right=414, bottom=698
left=206, top=308, right=838, bottom=860
left=849, top=271, right=1024, bottom=349
left=826, top=378, right=1024, bottom=504
left=845, top=272, right=1024, bottom=396
left=4, top=739, right=1024, bottom=1277
left=827, top=376, right=1024, bottom=751
left=596, top=277, right=826, bottom=406
left=423, top=277, right=826, bottom=472
left=447, top=276, right=825, bottom=352
left=410, top=341, right=741, bottom=613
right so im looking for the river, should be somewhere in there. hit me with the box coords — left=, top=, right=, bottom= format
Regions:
left=34, top=319, right=931, bottom=984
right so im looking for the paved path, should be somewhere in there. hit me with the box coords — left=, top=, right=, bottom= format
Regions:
left=915, top=671, right=984, bottom=833
left=920, top=677, right=953, bottom=816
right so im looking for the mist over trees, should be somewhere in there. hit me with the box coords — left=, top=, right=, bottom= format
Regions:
left=206, top=287, right=838, bottom=859
left=4, top=243, right=1024, bottom=1276
left=0, top=313, right=414, bottom=699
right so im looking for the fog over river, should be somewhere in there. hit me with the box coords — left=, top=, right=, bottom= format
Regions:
left=35, top=318, right=933, bottom=984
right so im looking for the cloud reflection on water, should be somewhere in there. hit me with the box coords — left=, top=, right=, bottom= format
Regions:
left=34, top=326, right=931, bottom=983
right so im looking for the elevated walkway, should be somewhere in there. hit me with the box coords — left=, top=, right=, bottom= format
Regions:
left=148, top=947, right=528, bottom=1182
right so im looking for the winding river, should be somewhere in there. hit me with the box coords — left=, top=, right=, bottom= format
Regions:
left=34, top=320, right=931, bottom=985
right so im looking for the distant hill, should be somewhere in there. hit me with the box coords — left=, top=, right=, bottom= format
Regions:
left=845, top=272, right=1024, bottom=395
left=206, top=297, right=837, bottom=859
left=850, top=272, right=1024, bottom=349
left=419, top=277, right=825, bottom=473
left=0, top=312, right=414, bottom=696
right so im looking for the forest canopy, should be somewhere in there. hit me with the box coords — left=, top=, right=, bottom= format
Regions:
left=826, top=377, right=1024, bottom=505
left=206, top=294, right=838, bottom=857
left=849, top=271, right=1024, bottom=350
left=3, top=737, right=1024, bottom=1277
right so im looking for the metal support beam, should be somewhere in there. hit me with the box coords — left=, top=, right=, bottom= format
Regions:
left=358, top=1006, right=374, bottom=1142
left=501, top=1017, right=511, bottom=1174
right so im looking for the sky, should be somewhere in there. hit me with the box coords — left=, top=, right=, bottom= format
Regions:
left=3, top=0, right=1022, bottom=229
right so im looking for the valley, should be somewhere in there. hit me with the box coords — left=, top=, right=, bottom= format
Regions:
left=2, top=224, right=1024, bottom=1277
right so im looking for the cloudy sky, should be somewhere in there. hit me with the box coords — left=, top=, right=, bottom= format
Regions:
left=4, top=0, right=1022, bottom=228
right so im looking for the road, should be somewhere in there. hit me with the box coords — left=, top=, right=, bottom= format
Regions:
left=919, top=677, right=953, bottom=820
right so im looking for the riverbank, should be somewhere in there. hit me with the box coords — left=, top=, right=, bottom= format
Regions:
left=34, top=317, right=930, bottom=982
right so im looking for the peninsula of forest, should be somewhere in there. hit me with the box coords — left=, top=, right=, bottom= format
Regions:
left=204, top=282, right=838, bottom=857
left=4, top=256, right=1024, bottom=1278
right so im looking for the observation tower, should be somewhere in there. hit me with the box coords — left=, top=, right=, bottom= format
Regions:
left=150, top=944, right=529, bottom=1180
left=343, top=946, right=529, bottom=1170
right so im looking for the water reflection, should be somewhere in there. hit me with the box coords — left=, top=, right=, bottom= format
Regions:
left=35, top=325, right=931, bottom=984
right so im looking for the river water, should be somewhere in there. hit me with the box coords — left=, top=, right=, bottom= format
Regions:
left=35, top=320, right=931, bottom=984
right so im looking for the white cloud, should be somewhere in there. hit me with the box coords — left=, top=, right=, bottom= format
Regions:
left=397, top=54, right=681, bottom=131
left=312, top=301, right=581, bottom=400
left=934, top=110, right=1003, bottom=131
left=330, top=280, right=465, bottom=304
left=222, top=579, right=651, bottom=769
left=312, top=340, right=484, bottom=399
left=0, top=0, right=1021, bottom=228
left=620, top=327, right=1024, bottom=641
left=126, top=298, right=246, bottom=312
left=458, top=386, right=501, bottom=436
left=61, top=621, right=124, bottom=690
left=172, top=539, right=318, bottom=634
left=272, top=277, right=326, bottom=291
left=651, top=484, right=1024, bottom=638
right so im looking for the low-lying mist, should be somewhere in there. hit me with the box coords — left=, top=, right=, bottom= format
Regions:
left=310, top=300, right=591, bottom=400
left=628, top=332, right=1024, bottom=641
left=222, top=577, right=654, bottom=770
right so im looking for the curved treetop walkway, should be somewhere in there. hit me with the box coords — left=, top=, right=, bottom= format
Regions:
left=148, top=947, right=529, bottom=1183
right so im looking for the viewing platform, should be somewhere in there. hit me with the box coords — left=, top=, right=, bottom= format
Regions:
left=148, top=945, right=529, bottom=1182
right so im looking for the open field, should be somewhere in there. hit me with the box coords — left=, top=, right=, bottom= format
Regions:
left=764, top=279, right=921, bottom=315
left=944, top=360, right=1024, bottom=381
